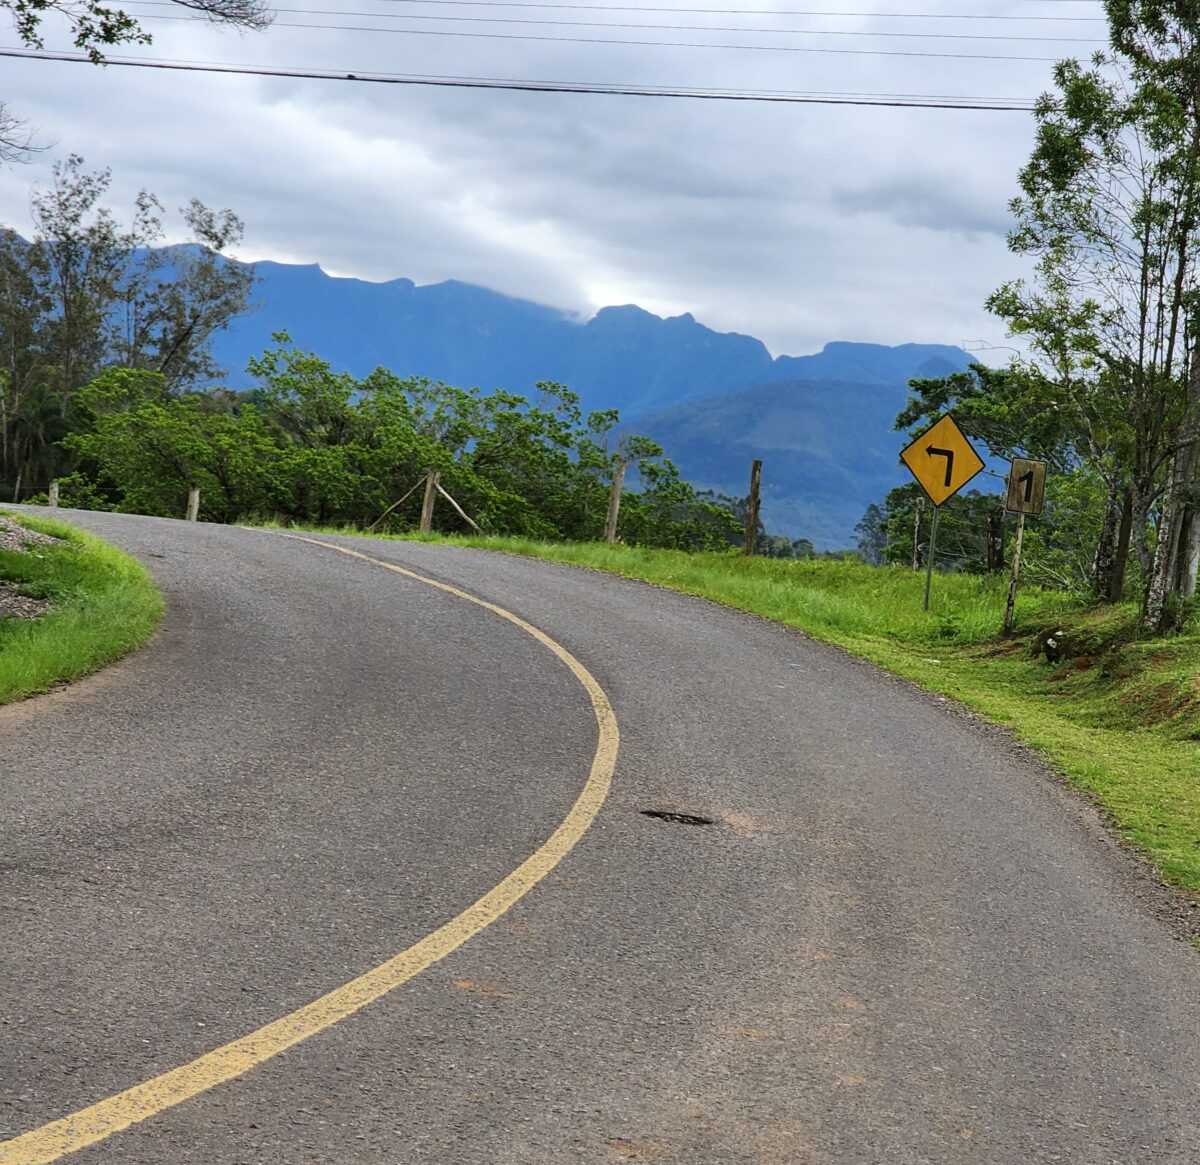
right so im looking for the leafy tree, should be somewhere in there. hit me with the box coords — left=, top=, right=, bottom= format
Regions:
left=618, top=458, right=739, bottom=551
left=0, top=156, right=255, bottom=499
left=882, top=484, right=1007, bottom=575
left=29, top=155, right=163, bottom=402
left=894, top=366, right=1116, bottom=588
left=989, top=2, right=1200, bottom=630
left=59, top=336, right=734, bottom=548
left=854, top=503, right=887, bottom=566
left=1018, top=465, right=1116, bottom=595
left=65, top=371, right=278, bottom=521
left=896, top=365, right=1082, bottom=473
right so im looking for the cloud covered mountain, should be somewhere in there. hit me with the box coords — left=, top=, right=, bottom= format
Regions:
left=209, top=259, right=974, bottom=545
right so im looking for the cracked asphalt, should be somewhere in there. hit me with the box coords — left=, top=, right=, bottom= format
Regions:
left=2, top=509, right=1198, bottom=1164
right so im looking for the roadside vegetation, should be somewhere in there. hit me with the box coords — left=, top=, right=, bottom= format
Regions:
left=0, top=511, right=162, bottom=705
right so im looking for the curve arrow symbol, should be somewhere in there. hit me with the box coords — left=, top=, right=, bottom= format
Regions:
left=927, top=445, right=955, bottom=488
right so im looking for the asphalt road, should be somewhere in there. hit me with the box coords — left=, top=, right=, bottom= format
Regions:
left=2, top=509, right=1198, bottom=1165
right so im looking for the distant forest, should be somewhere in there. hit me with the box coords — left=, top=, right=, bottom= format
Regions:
left=1, top=157, right=806, bottom=553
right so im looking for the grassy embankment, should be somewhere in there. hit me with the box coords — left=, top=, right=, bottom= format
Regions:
left=0, top=511, right=163, bottom=705
left=281, top=525, right=1200, bottom=898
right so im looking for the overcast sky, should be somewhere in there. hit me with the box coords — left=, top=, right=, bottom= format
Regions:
left=0, top=0, right=1107, bottom=360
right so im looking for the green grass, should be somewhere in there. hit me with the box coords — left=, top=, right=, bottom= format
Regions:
left=270, top=523, right=1200, bottom=897
left=0, top=511, right=164, bottom=704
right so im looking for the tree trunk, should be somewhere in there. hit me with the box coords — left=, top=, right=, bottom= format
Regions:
left=1110, top=489, right=1134, bottom=603
left=1091, top=477, right=1123, bottom=600
left=1182, top=508, right=1200, bottom=599
left=911, top=497, right=924, bottom=570
left=1175, top=501, right=1196, bottom=591
left=1142, top=457, right=1184, bottom=634
left=1130, top=480, right=1157, bottom=604
left=1170, top=447, right=1197, bottom=601
left=1168, top=366, right=1200, bottom=609
left=603, top=459, right=627, bottom=545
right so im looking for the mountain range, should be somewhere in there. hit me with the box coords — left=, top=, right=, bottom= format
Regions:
left=208, top=259, right=977, bottom=547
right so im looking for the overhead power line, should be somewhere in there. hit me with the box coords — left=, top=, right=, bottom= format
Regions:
left=126, top=1, right=1107, bottom=40
left=251, top=0, right=1107, bottom=19
left=135, top=13, right=1065, bottom=58
left=0, top=46, right=1039, bottom=108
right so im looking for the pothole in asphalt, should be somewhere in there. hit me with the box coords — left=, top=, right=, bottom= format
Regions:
left=640, top=809, right=715, bottom=826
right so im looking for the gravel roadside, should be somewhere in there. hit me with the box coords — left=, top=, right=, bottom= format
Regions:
left=0, top=512, right=61, bottom=620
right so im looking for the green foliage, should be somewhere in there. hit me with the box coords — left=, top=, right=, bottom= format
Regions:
left=880, top=483, right=1007, bottom=575
left=0, top=510, right=163, bottom=704
left=5, top=0, right=269, bottom=61
left=896, top=364, right=1081, bottom=471
left=986, top=4, right=1200, bottom=630
left=0, top=157, right=255, bottom=502
left=63, top=336, right=740, bottom=550
left=691, top=488, right=815, bottom=558
left=1019, top=465, right=1116, bottom=594
left=854, top=503, right=887, bottom=565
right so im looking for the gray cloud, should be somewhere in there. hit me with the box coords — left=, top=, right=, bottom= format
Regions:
left=834, top=175, right=1014, bottom=239
left=0, top=2, right=1086, bottom=358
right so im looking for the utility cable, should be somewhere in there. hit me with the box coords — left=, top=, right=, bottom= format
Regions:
left=0, top=46, right=1039, bottom=107
left=242, top=0, right=1106, bottom=20
left=134, top=13, right=1066, bottom=58
left=125, top=1, right=1107, bottom=40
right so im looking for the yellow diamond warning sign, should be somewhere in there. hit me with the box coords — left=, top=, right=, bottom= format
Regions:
left=900, top=414, right=985, bottom=507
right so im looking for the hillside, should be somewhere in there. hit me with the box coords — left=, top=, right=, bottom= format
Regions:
left=630, top=377, right=927, bottom=548
left=203, top=258, right=975, bottom=544
left=211, top=261, right=776, bottom=415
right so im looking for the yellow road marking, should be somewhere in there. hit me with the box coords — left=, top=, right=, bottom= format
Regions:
left=0, top=535, right=619, bottom=1165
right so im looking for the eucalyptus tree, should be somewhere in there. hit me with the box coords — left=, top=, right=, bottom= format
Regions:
left=989, top=0, right=1200, bottom=630
left=0, top=156, right=254, bottom=498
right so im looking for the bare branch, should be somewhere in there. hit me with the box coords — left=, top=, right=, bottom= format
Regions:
left=0, top=100, right=45, bottom=165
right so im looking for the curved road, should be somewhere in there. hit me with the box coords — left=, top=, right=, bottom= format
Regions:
left=1, top=509, right=1197, bottom=1164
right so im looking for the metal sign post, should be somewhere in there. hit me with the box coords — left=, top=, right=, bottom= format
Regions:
left=924, top=507, right=940, bottom=612
left=1003, top=512, right=1026, bottom=636
left=1002, top=457, right=1048, bottom=636
left=900, top=414, right=985, bottom=612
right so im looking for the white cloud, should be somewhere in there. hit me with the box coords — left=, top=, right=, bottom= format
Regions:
left=0, top=1, right=1101, bottom=357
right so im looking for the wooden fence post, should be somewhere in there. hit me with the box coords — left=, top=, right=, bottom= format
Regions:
left=603, top=459, right=627, bottom=544
left=743, top=459, right=762, bottom=556
left=366, top=477, right=426, bottom=532
left=419, top=471, right=439, bottom=534
left=48, top=481, right=59, bottom=508
left=435, top=483, right=483, bottom=534
left=186, top=487, right=200, bottom=522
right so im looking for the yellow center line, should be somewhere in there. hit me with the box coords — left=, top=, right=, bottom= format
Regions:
left=0, top=534, right=620, bottom=1165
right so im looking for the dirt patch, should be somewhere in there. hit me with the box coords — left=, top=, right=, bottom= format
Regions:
left=0, top=515, right=60, bottom=621
left=0, top=513, right=62, bottom=554
left=0, top=580, right=51, bottom=621
left=979, top=640, right=1027, bottom=658
left=1117, top=679, right=1198, bottom=727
